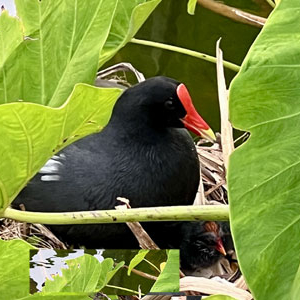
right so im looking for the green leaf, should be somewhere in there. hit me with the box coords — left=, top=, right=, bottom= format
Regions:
left=105, top=261, right=125, bottom=284
left=99, top=0, right=162, bottom=66
left=1, top=0, right=161, bottom=107
left=42, top=254, right=101, bottom=293
left=228, top=1, right=300, bottom=299
left=0, top=85, right=121, bottom=211
left=4, top=0, right=118, bottom=106
left=20, top=293, right=92, bottom=300
left=42, top=255, right=123, bottom=293
left=0, top=239, right=35, bottom=300
left=95, top=258, right=120, bottom=290
left=0, top=0, right=161, bottom=211
left=0, top=11, right=23, bottom=105
left=150, top=249, right=179, bottom=292
left=127, top=249, right=150, bottom=275
left=187, top=0, right=197, bottom=15
left=0, top=239, right=91, bottom=299
left=291, top=264, right=300, bottom=300
left=96, top=258, right=114, bottom=290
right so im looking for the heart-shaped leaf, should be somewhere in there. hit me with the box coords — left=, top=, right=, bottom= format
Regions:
left=228, top=0, right=300, bottom=299
left=0, top=85, right=121, bottom=211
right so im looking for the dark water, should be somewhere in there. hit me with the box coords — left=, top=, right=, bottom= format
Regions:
left=107, top=0, right=271, bottom=133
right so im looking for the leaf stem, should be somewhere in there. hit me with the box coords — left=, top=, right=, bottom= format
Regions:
left=122, top=264, right=158, bottom=280
left=143, top=258, right=161, bottom=274
left=104, top=284, right=144, bottom=295
left=130, top=38, right=240, bottom=72
left=2, top=205, right=229, bottom=224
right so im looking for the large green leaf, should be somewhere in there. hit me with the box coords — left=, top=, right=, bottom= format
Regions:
left=149, top=250, right=179, bottom=292
left=228, top=1, right=300, bottom=299
left=42, top=255, right=123, bottom=293
left=42, top=254, right=101, bottom=293
left=0, top=10, right=22, bottom=70
left=0, top=239, right=92, bottom=300
left=3, top=0, right=118, bottom=106
left=0, top=239, right=35, bottom=300
left=0, top=85, right=121, bottom=211
left=1, top=0, right=161, bottom=107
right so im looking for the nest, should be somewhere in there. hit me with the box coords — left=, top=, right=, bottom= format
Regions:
left=0, top=218, right=67, bottom=249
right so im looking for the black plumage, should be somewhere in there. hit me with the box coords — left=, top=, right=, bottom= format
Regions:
left=12, top=77, right=222, bottom=268
left=177, top=221, right=230, bottom=273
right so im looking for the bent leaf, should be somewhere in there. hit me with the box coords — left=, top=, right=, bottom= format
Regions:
left=150, top=249, right=179, bottom=292
left=228, top=0, right=300, bottom=299
left=127, top=249, right=150, bottom=275
left=0, top=85, right=122, bottom=211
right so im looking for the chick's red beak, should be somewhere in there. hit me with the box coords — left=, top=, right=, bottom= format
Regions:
left=177, top=83, right=216, bottom=142
left=216, top=238, right=227, bottom=256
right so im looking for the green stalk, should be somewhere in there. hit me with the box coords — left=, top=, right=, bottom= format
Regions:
left=105, top=284, right=144, bottom=295
left=143, top=258, right=161, bottom=274
left=130, top=38, right=240, bottom=72
left=2, top=205, right=229, bottom=224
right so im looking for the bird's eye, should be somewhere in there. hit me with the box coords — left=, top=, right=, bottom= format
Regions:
left=164, top=100, right=174, bottom=110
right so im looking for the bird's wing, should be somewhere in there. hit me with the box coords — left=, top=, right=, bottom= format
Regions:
left=13, top=142, right=104, bottom=212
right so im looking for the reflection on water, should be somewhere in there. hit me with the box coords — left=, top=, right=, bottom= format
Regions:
left=30, top=248, right=106, bottom=292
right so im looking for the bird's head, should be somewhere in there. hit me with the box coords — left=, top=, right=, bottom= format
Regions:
left=111, top=76, right=215, bottom=141
left=180, top=221, right=227, bottom=272
left=203, top=221, right=227, bottom=256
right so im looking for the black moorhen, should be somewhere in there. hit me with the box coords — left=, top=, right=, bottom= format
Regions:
left=13, top=76, right=217, bottom=250
left=175, top=221, right=229, bottom=273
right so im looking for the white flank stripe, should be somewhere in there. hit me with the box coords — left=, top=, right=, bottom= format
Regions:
left=41, top=175, right=61, bottom=182
left=39, top=159, right=63, bottom=174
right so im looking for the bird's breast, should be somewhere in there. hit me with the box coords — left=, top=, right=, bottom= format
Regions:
left=107, top=130, right=200, bottom=208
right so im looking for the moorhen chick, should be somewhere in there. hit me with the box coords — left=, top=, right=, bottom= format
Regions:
left=177, top=221, right=229, bottom=273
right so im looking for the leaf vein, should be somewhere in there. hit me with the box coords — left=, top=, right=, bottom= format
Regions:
left=12, top=108, right=33, bottom=181
left=248, top=110, right=300, bottom=130
left=235, top=159, right=300, bottom=201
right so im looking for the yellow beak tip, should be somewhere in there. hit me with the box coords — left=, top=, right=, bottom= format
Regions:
left=202, top=128, right=216, bottom=142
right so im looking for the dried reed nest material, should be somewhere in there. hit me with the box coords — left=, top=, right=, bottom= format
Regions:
left=180, top=276, right=253, bottom=300
left=0, top=218, right=67, bottom=249
left=196, top=133, right=228, bottom=204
